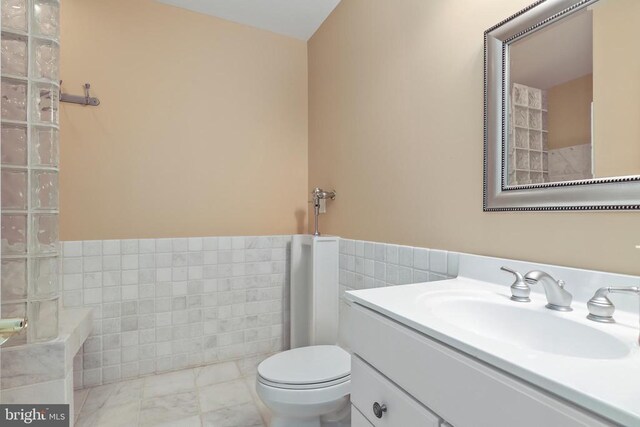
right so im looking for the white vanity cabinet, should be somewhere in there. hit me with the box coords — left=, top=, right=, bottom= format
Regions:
left=351, top=355, right=441, bottom=426
left=349, top=303, right=616, bottom=427
left=351, top=405, right=374, bottom=427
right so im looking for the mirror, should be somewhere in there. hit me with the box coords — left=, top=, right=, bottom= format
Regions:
left=484, top=0, right=640, bottom=211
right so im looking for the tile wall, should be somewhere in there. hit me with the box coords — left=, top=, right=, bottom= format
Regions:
left=62, top=234, right=460, bottom=389
left=337, top=238, right=460, bottom=348
left=338, top=238, right=459, bottom=294
left=61, top=236, right=291, bottom=388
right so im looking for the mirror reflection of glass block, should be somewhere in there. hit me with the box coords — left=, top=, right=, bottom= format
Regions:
left=31, top=170, right=59, bottom=210
left=31, top=127, right=59, bottom=166
left=529, top=110, right=542, bottom=130
left=530, top=151, right=542, bottom=171
left=1, top=169, right=27, bottom=210
left=32, top=39, right=59, bottom=81
left=1, top=124, right=27, bottom=165
left=32, top=83, right=59, bottom=123
left=1, top=0, right=27, bottom=32
left=0, top=302, right=27, bottom=346
left=33, top=0, right=59, bottom=38
left=529, top=130, right=542, bottom=151
left=1, top=34, right=28, bottom=76
left=528, top=89, right=542, bottom=109
left=30, top=257, right=58, bottom=298
left=516, top=171, right=530, bottom=185
left=542, top=133, right=548, bottom=151
left=1, top=214, right=27, bottom=254
left=543, top=172, right=549, bottom=183
left=542, top=111, right=548, bottom=130
left=516, top=149, right=529, bottom=170
left=506, top=150, right=515, bottom=175
left=514, top=106, right=528, bottom=127
left=541, top=90, right=548, bottom=110
left=31, top=214, right=58, bottom=254
left=543, top=152, right=548, bottom=171
left=530, top=172, right=543, bottom=184
left=1, top=79, right=28, bottom=121
left=515, top=127, right=529, bottom=149
left=512, top=83, right=528, bottom=106
left=1, top=258, right=28, bottom=300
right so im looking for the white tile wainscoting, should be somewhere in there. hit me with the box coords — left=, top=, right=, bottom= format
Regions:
left=338, top=238, right=459, bottom=293
left=62, top=234, right=459, bottom=390
left=61, top=236, right=291, bottom=388
left=337, top=238, right=460, bottom=349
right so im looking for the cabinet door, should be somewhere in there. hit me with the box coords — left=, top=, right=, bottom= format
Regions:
left=351, top=355, right=441, bottom=427
left=349, top=304, right=613, bottom=427
left=352, top=405, right=375, bottom=427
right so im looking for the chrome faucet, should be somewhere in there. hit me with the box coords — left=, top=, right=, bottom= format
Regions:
left=587, top=286, right=640, bottom=346
left=586, top=286, right=639, bottom=322
left=500, top=266, right=531, bottom=302
left=524, top=270, right=572, bottom=311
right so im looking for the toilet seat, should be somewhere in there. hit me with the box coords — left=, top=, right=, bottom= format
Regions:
left=257, top=345, right=351, bottom=389
left=258, top=373, right=350, bottom=390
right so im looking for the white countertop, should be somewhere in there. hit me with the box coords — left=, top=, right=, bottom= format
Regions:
left=346, top=277, right=640, bottom=427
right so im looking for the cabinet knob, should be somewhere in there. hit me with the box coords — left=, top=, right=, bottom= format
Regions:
left=373, top=402, right=387, bottom=419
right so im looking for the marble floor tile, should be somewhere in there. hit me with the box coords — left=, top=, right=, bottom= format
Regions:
left=244, top=375, right=271, bottom=426
left=74, top=388, right=89, bottom=417
left=76, top=401, right=140, bottom=427
left=147, top=415, right=201, bottom=427
left=76, top=360, right=268, bottom=427
left=108, top=378, right=145, bottom=406
left=199, top=379, right=253, bottom=413
left=140, top=391, right=199, bottom=427
left=81, top=382, right=119, bottom=413
left=195, top=361, right=241, bottom=388
left=201, top=402, right=264, bottom=427
left=143, top=368, right=196, bottom=398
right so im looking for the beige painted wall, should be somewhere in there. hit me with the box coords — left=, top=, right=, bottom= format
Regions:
left=308, top=0, right=640, bottom=275
left=60, top=0, right=308, bottom=240
left=592, top=0, right=640, bottom=178
left=547, top=74, right=592, bottom=150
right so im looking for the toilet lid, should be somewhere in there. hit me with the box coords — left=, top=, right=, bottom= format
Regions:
left=258, top=345, right=351, bottom=386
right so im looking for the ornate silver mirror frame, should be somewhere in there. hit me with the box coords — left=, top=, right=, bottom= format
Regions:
left=484, top=0, right=640, bottom=211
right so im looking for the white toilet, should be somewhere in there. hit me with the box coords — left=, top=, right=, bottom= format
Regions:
left=256, top=235, right=350, bottom=427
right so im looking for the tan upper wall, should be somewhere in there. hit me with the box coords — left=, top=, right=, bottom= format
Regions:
left=308, top=0, right=640, bottom=275
left=592, top=0, right=640, bottom=178
left=547, top=74, right=592, bottom=150
left=60, top=0, right=308, bottom=240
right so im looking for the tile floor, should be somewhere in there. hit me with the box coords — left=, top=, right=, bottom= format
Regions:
left=74, top=361, right=270, bottom=427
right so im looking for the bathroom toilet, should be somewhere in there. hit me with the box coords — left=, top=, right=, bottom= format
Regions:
left=256, top=235, right=350, bottom=427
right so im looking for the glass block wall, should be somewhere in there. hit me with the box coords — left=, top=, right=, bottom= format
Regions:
left=508, top=83, right=549, bottom=186
left=1, top=0, right=60, bottom=344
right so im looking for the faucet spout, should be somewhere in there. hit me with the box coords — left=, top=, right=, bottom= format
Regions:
left=524, top=270, right=572, bottom=311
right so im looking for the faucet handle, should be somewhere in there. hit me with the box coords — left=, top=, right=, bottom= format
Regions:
left=501, top=266, right=531, bottom=302
left=587, top=286, right=640, bottom=323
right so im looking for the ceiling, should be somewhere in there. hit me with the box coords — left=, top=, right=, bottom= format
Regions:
left=156, top=0, right=341, bottom=40
left=510, top=8, right=593, bottom=90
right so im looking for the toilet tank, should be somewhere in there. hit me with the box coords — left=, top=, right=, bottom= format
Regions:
left=289, top=235, right=339, bottom=349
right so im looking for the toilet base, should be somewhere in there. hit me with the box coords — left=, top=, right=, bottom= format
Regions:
left=270, top=415, right=321, bottom=427
left=268, top=406, right=350, bottom=427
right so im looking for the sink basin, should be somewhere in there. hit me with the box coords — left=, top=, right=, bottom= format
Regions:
left=418, top=290, right=631, bottom=360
